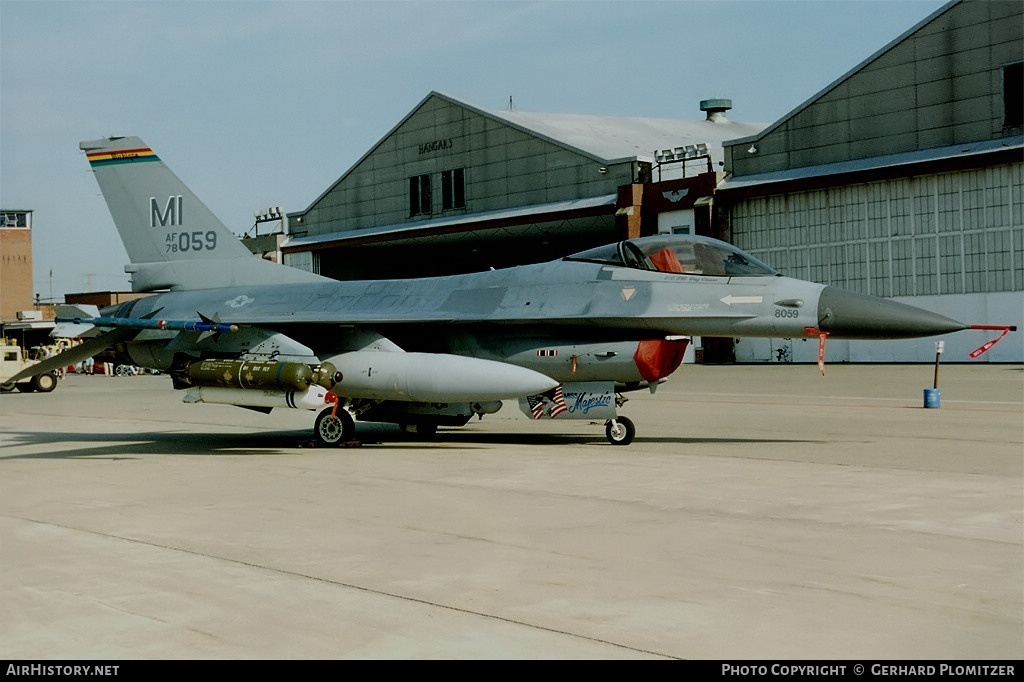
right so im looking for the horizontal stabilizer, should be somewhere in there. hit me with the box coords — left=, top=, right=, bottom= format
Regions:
left=56, top=303, right=100, bottom=318
left=53, top=304, right=102, bottom=338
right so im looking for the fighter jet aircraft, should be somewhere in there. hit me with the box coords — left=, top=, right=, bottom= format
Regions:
left=11, top=136, right=1013, bottom=446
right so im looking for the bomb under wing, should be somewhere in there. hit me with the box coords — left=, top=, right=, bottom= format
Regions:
left=184, top=385, right=332, bottom=411
left=185, top=359, right=338, bottom=392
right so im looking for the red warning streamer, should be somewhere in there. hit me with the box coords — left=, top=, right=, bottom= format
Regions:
left=967, top=325, right=1016, bottom=359
left=803, top=327, right=830, bottom=376
left=325, top=390, right=339, bottom=417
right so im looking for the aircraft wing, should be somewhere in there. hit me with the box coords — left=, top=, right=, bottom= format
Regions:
left=7, top=328, right=139, bottom=383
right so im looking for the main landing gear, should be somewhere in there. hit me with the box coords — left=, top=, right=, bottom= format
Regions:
left=604, top=416, right=635, bottom=446
left=311, top=399, right=637, bottom=446
left=313, top=405, right=355, bottom=447
left=400, top=421, right=438, bottom=439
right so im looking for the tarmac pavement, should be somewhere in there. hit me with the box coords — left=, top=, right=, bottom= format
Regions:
left=1, top=363, right=1021, bottom=659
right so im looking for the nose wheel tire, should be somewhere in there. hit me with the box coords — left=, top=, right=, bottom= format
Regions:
left=314, top=407, right=355, bottom=447
left=605, top=416, right=635, bottom=446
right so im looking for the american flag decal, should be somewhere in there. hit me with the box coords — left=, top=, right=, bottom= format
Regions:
left=526, top=394, right=546, bottom=419
left=549, top=385, right=568, bottom=418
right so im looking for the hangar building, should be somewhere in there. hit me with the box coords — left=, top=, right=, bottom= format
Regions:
left=717, top=0, right=1022, bottom=363
left=278, top=93, right=764, bottom=281
left=272, top=0, right=1019, bottom=364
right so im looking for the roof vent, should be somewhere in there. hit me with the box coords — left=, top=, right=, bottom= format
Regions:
left=700, top=98, right=732, bottom=122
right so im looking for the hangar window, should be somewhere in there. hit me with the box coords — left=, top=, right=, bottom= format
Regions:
left=1003, top=62, right=1023, bottom=129
left=441, top=168, right=466, bottom=211
left=409, top=174, right=431, bottom=216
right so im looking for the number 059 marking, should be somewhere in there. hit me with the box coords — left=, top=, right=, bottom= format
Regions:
left=165, top=231, right=218, bottom=253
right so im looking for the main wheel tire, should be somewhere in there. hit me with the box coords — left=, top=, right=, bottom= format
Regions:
left=0, top=382, right=15, bottom=393
left=16, top=382, right=36, bottom=393
left=314, top=407, right=355, bottom=447
left=32, top=372, right=58, bottom=393
left=605, top=416, right=636, bottom=446
left=415, top=422, right=438, bottom=439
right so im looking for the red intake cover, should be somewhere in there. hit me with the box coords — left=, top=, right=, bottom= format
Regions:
left=633, top=338, right=689, bottom=382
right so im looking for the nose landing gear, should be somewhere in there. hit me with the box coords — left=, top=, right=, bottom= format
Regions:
left=604, top=416, right=635, bottom=446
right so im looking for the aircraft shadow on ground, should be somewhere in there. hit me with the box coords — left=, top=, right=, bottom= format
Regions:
left=0, top=430, right=315, bottom=459
left=0, top=426, right=826, bottom=459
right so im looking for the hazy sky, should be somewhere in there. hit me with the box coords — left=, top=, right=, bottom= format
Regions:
left=1, top=0, right=949, bottom=298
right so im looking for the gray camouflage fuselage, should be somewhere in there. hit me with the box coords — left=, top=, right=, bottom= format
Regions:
left=104, top=252, right=964, bottom=389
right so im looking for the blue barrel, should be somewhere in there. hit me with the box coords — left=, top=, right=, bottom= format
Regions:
left=923, top=388, right=941, bottom=408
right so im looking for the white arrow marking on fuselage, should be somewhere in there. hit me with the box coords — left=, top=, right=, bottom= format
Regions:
left=719, top=295, right=763, bottom=306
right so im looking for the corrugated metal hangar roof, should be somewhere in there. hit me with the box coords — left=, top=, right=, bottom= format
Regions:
left=482, top=105, right=766, bottom=167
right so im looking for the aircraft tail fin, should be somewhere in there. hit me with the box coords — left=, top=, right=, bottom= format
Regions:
left=79, top=136, right=326, bottom=291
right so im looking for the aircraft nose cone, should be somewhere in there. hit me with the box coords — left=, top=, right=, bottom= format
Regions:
left=817, top=286, right=967, bottom=339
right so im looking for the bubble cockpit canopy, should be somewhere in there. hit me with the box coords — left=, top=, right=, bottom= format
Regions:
left=565, top=235, right=778, bottom=277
